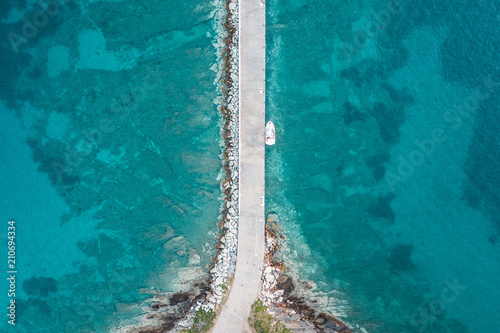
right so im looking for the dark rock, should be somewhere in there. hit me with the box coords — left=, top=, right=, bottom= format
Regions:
left=303, top=281, right=314, bottom=290
left=151, top=302, right=160, bottom=310
left=322, top=313, right=351, bottom=332
left=276, top=275, right=295, bottom=293
left=295, top=298, right=306, bottom=306
left=198, top=282, right=208, bottom=291
left=276, top=275, right=287, bottom=284
left=314, top=315, right=326, bottom=325
left=138, top=313, right=180, bottom=333
left=303, top=308, right=315, bottom=316
left=169, top=291, right=190, bottom=305
left=286, top=296, right=316, bottom=319
left=138, top=324, right=169, bottom=333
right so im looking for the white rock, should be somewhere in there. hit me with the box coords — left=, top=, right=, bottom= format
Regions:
left=274, top=290, right=284, bottom=296
left=265, top=273, right=275, bottom=284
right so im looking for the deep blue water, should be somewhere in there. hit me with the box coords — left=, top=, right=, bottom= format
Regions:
left=0, top=0, right=223, bottom=331
left=266, top=0, right=499, bottom=332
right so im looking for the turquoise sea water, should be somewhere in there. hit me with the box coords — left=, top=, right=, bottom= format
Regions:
left=0, top=0, right=223, bottom=331
left=266, top=0, right=499, bottom=332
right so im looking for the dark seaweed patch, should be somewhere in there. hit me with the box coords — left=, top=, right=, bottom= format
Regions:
left=0, top=23, right=32, bottom=108
left=343, top=101, right=366, bottom=124
left=340, top=66, right=363, bottom=88
left=77, top=237, right=100, bottom=257
left=462, top=93, right=500, bottom=231
left=366, top=153, right=390, bottom=181
left=23, top=276, right=58, bottom=297
left=439, top=3, right=499, bottom=85
left=370, top=102, right=405, bottom=144
left=488, top=234, right=498, bottom=245
left=367, top=192, right=396, bottom=222
left=339, top=60, right=383, bottom=88
left=388, top=244, right=414, bottom=272
left=380, top=82, right=414, bottom=106
left=27, top=137, right=80, bottom=186
left=16, top=298, right=52, bottom=321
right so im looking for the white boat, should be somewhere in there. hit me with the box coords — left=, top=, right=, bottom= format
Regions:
left=266, top=121, right=275, bottom=145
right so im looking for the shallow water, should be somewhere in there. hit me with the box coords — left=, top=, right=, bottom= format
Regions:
left=266, top=0, right=500, bottom=332
left=0, top=0, right=223, bottom=331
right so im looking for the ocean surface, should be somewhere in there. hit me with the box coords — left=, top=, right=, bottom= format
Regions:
left=0, top=0, right=223, bottom=331
left=266, top=0, right=499, bottom=332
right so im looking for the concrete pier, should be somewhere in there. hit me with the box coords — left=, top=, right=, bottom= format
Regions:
left=211, top=0, right=266, bottom=331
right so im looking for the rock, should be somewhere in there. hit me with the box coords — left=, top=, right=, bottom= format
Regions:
left=273, top=290, right=284, bottom=297
left=276, top=275, right=295, bottom=293
left=321, top=313, right=351, bottom=331
left=303, top=308, right=315, bottom=316
left=314, top=315, right=326, bottom=325
left=169, top=292, right=190, bottom=305
left=296, top=298, right=306, bottom=306
left=276, top=275, right=287, bottom=284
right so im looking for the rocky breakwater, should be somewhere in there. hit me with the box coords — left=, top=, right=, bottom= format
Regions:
left=259, top=214, right=353, bottom=333
left=200, top=0, right=240, bottom=313
left=172, top=0, right=240, bottom=329
left=122, top=0, right=240, bottom=332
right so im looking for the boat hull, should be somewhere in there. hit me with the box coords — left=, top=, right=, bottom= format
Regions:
left=266, top=121, right=275, bottom=145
